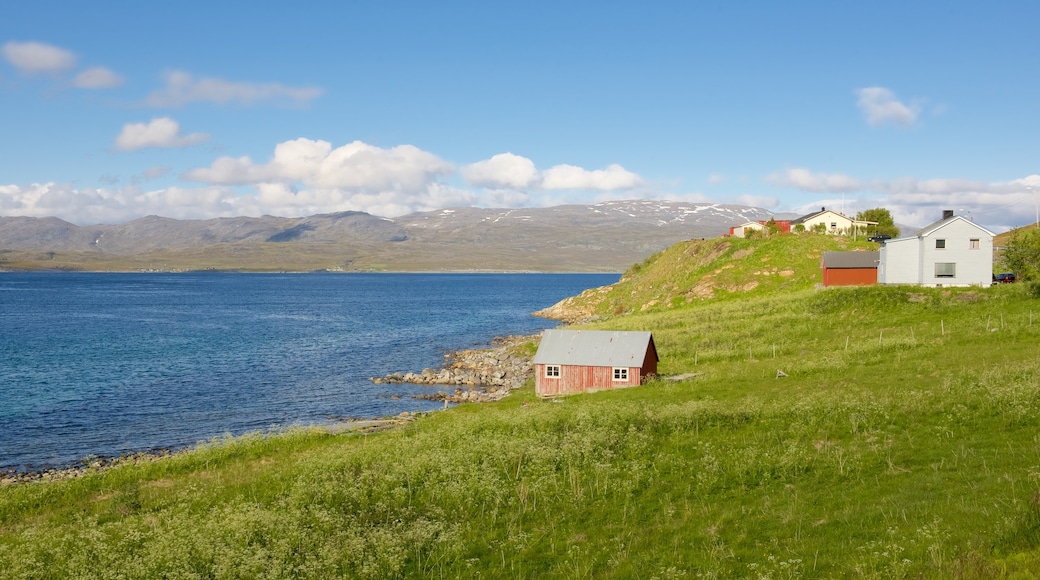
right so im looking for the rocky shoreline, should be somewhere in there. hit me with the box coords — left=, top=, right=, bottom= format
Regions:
left=0, top=448, right=178, bottom=485
left=0, top=418, right=416, bottom=485
left=372, top=334, right=538, bottom=403
left=3, top=335, right=542, bottom=484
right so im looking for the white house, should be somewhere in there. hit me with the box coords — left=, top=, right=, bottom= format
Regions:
left=878, top=210, right=995, bottom=287
left=792, top=207, right=875, bottom=235
left=728, top=221, right=766, bottom=238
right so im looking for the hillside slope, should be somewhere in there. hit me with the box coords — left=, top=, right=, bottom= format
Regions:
left=537, top=233, right=876, bottom=321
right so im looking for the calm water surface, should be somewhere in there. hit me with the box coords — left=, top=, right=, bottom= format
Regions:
left=0, top=272, right=617, bottom=472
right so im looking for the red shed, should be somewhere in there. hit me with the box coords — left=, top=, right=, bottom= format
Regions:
left=532, top=330, right=658, bottom=397
left=821, top=251, right=879, bottom=286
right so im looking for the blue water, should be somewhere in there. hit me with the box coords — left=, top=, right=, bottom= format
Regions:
left=0, top=272, right=617, bottom=472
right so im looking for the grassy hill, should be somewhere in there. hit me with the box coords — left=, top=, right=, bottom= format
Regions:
left=2, top=236, right=1040, bottom=578
left=536, top=233, right=876, bottom=321
left=994, top=222, right=1040, bottom=248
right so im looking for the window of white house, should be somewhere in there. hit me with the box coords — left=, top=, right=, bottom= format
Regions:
left=830, top=222, right=837, bottom=229
left=613, top=368, right=628, bottom=381
left=936, top=239, right=946, bottom=249
left=969, top=238, right=980, bottom=249
left=935, top=262, right=956, bottom=278
left=545, top=365, right=560, bottom=378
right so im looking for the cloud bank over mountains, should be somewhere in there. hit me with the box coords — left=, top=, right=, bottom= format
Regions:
left=5, top=134, right=1038, bottom=231
left=0, top=138, right=650, bottom=225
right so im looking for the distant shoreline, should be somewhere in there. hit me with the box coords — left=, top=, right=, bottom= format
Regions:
left=0, top=269, right=622, bottom=275
left=0, top=418, right=415, bottom=484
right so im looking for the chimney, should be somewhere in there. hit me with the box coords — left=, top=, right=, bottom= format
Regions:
left=821, top=206, right=826, bottom=211
left=942, top=210, right=954, bottom=220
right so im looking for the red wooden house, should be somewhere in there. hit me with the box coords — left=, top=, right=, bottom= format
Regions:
left=821, top=251, right=879, bottom=286
left=532, top=330, right=658, bottom=397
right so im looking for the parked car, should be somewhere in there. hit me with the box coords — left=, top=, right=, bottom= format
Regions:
left=867, top=234, right=892, bottom=243
left=994, top=272, right=1016, bottom=284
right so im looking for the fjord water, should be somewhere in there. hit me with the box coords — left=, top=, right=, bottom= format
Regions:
left=0, top=272, right=617, bottom=472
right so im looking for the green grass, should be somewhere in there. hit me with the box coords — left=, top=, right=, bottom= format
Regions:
left=3, top=245, right=1040, bottom=577
left=547, top=234, right=876, bottom=321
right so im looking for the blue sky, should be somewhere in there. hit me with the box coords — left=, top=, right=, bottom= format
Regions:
left=2, top=1, right=1039, bottom=231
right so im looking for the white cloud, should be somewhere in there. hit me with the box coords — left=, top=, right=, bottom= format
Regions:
left=461, top=153, right=642, bottom=192
left=2, top=41, right=76, bottom=73
left=541, top=163, right=642, bottom=190
left=766, top=168, right=863, bottom=193
left=114, top=118, right=210, bottom=151
left=708, top=174, right=726, bottom=184
left=145, top=70, right=324, bottom=107
left=185, top=139, right=453, bottom=192
left=855, top=87, right=921, bottom=127
left=461, top=153, right=540, bottom=189
left=74, top=66, right=123, bottom=89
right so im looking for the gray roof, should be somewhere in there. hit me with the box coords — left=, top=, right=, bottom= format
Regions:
left=821, top=251, right=879, bottom=269
left=532, top=329, right=657, bottom=367
left=791, top=209, right=830, bottom=225
left=915, top=215, right=995, bottom=238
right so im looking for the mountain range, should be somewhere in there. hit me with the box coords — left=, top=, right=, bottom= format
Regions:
left=0, top=200, right=778, bottom=272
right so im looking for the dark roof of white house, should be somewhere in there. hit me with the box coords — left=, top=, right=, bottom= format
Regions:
left=532, top=329, right=657, bottom=367
left=915, top=215, right=996, bottom=238
left=791, top=208, right=839, bottom=225
left=821, top=251, right=879, bottom=269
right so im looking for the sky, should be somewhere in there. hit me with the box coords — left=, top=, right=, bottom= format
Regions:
left=2, top=1, right=1039, bottom=232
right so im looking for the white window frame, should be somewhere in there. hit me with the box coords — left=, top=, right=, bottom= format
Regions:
left=935, top=262, right=956, bottom=278
left=545, top=365, right=560, bottom=378
left=969, top=238, right=980, bottom=249
left=613, top=367, right=629, bottom=381
left=935, top=239, right=946, bottom=249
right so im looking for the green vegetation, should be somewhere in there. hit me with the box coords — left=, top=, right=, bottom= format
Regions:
left=550, top=234, right=874, bottom=320
left=1002, top=228, right=1040, bottom=281
left=856, top=207, right=900, bottom=238
left=3, top=237, right=1040, bottom=578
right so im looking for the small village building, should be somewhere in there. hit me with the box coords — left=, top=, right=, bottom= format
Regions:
left=878, top=210, right=995, bottom=287
left=821, top=251, right=879, bottom=286
left=792, top=207, right=875, bottom=236
left=727, top=221, right=766, bottom=238
left=726, top=219, right=792, bottom=237
left=532, top=329, right=658, bottom=397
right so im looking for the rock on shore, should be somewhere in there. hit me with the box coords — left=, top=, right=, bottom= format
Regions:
left=371, top=335, right=537, bottom=403
left=532, top=284, right=613, bottom=324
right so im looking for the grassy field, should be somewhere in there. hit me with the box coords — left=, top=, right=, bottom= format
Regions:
left=2, top=239, right=1040, bottom=577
